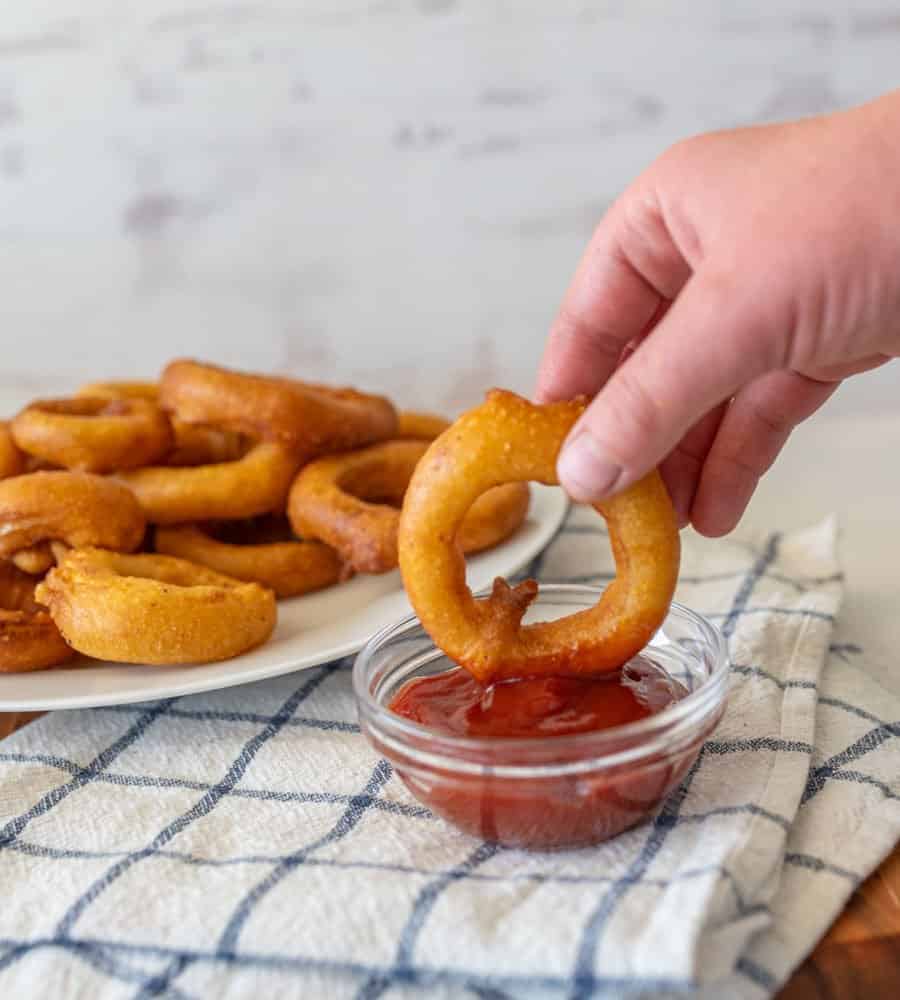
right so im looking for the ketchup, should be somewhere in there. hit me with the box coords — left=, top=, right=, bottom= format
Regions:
left=389, top=670, right=654, bottom=739
left=386, top=664, right=701, bottom=849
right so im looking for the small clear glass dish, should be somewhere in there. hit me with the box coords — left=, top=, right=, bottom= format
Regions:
left=353, top=585, right=729, bottom=850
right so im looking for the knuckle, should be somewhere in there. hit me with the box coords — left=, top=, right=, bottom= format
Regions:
left=554, top=308, right=626, bottom=367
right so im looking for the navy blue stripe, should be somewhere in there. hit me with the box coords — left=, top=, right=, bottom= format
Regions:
left=0, top=936, right=694, bottom=995
left=356, top=842, right=502, bottom=1000
left=6, top=836, right=753, bottom=906
left=0, top=936, right=193, bottom=1000
left=217, top=759, right=394, bottom=955
left=679, top=803, right=791, bottom=833
left=730, top=664, right=817, bottom=692
left=132, top=956, right=193, bottom=999
left=802, top=722, right=900, bottom=804
left=736, top=956, right=777, bottom=989
left=52, top=664, right=338, bottom=940
left=568, top=533, right=782, bottom=998
left=569, top=753, right=705, bottom=1000
left=704, top=737, right=815, bottom=755
left=817, top=769, right=900, bottom=802
left=828, top=642, right=862, bottom=661
left=561, top=569, right=841, bottom=592
left=708, top=606, right=834, bottom=625
left=0, top=750, right=428, bottom=819
left=468, top=987, right=514, bottom=1000
left=818, top=696, right=885, bottom=726
left=726, top=672, right=890, bottom=730
left=721, top=534, right=780, bottom=640
left=95, top=705, right=360, bottom=734
left=0, top=700, right=174, bottom=848
left=783, top=853, right=860, bottom=881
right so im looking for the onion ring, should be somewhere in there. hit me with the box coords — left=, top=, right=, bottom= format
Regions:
left=0, top=472, right=146, bottom=560
left=0, top=561, right=74, bottom=672
left=11, top=544, right=56, bottom=576
left=288, top=439, right=530, bottom=574
left=36, top=549, right=276, bottom=665
left=116, top=441, right=300, bottom=524
left=159, top=359, right=398, bottom=460
left=398, top=389, right=680, bottom=683
left=77, top=380, right=245, bottom=467
left=12, top=397, right=173, bottom=473
left=155, top=521, right=343, bottom=598
left=0, top=422, right=26, bottom=480
left=395, top=411, right=451, bottom=441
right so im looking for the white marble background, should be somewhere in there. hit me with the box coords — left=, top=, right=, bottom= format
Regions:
left=0, top=1, right=898, bottom=414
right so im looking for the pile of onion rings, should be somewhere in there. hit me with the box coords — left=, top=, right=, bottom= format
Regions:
left=0, top=562, right=73, bottom=673
left=288, top=439, right=530, bottom=574
left=36, top=549, right=276, bottom=665
left=12, top=397, right=173, bottom=473
left=0, top=360, right=537, bottom=673
left=398, top=390, right=681, bottom=684
left=156, top=519, right=343, bottom=598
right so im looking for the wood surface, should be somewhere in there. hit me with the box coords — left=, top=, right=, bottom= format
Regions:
left=1, top=711, right=897, bottom=995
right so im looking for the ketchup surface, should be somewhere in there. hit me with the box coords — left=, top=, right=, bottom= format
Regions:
left=389, top=669, right=654, bottom=739
left=384, top=664, right=704, bottom=849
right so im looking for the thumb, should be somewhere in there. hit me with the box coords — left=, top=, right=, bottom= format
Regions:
left=557, top=269, right=785, bottom=501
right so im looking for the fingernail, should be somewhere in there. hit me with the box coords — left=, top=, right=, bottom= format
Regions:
left=557, top=432, right=622, bottom=501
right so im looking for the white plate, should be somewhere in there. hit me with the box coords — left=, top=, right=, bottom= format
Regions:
left=0, top=485, right=568, bottom=711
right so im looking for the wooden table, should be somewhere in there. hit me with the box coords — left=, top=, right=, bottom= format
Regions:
left=2, top=710, right=897, bottom=996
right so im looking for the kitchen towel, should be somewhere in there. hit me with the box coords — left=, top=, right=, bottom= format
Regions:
left=1, top=507, right=898, bottom=999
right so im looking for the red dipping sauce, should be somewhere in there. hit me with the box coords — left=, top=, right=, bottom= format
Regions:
left=384, top=663, right=703, bottom=850
left=355, top=589, right=729, bottom=851
left=390, top=670, right=654, bottom=740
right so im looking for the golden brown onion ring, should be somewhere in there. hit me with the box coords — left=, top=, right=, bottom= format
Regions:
left=155, top=522, right=343, bottom=599
left=0, top=472, right=146, bottom=560
left=395, top=411, right=451, bottom=441
left=115, top=441, right=300, bottom=524
left=159, top=359, right=398, bottom=460
left=12, top=397, right=173, bottom=473
left=76, top=380, right=159, bottom=401
left=0, top=561, right=74, bottom=673
left=36, top=549, right=276, bottom=665
left=398, top=389, right=681, bottom=683
left=76, top=380, right=245, bottom=467
left=0, top=422, right=26, bottom=480
left=288, top=439, right=530, bottom=575
left=10, top=544, right=56, bottom=576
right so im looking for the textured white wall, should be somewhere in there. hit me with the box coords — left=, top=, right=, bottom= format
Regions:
left=0, top=1, right=897, bottom=415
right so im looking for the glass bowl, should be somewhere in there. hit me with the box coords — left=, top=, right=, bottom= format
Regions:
left=353, top=585, right=729, bottom=850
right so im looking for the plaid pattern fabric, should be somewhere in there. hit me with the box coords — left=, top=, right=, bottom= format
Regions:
left=1, top=510, right=898, bottom=999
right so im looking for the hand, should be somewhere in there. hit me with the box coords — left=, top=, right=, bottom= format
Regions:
left=536, top=91, right=900, bottom=535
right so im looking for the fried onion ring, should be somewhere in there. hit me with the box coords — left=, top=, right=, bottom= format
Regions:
left=116, top=441, right=300, bottom=524
left=155, top=521, right=343, bottom=598
left=12, top=397, right=173, bottom=473
left=77, top=380, right=245, bottom=467
left=0, top=562, right=74, bottom=672
left=36, top=549, right=276, bottom=665
left=398, top=390, right=680, bottom=683
left=0, top=472, right=146, bottom=559
left=159, top=359, right=398, bottom=459
left=395, top=411, right=451, bottom=441
left=0, top=422, right=26, bottom=480
left=11, top=544, right=56, bottom=576
left=288, top=439, right=530, bottom=574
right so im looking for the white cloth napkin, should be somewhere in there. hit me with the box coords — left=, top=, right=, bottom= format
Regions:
left=1, top=508, right=898, bottom=999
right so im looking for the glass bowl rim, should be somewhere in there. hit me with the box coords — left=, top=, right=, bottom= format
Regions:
left=353, top=585, right=730, bottom=771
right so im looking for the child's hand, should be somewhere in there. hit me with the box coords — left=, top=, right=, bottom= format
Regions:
left=536, top=91, right=900, bottom=535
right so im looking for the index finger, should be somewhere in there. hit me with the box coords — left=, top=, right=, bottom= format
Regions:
left=535, top=186, right=692, bottom=403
